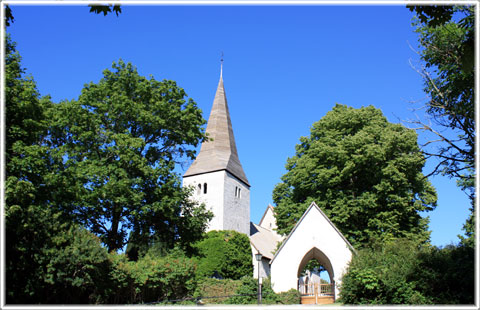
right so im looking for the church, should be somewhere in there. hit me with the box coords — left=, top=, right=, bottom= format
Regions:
left=182, top=66, right=354, bottom=304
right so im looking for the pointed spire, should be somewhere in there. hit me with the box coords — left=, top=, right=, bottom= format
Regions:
left=184, top=64, right=249, bottom=186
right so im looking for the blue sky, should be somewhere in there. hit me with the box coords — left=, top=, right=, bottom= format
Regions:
left=5, top=3, right=471, bottom=247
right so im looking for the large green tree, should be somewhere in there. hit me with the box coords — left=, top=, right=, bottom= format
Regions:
left=273, top=104, right=437, bottom=247
left=50, top=60, right=212, bottom=252
left=5, top=33, right=63, bottom=302
left=408, top=5, right=475, bottom=247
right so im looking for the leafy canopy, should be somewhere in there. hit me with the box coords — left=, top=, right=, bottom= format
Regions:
left=409, top=5, right=475, bottom=247
left=50, top=60, right=211, bottom=252
left=4, top=34, right=209, bottom=303
left=273, top=104, right=437, bottom=247
left=4, top=33, right=83, bottom=303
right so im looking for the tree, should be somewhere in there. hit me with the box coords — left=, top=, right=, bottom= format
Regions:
left=273, top=104, right=437, bottom=247
left=408, top=5, right=475, bottom=245
left=50, top=60, right=211, bottom=252
left=193, top=230, right=252, bottom=280
left=4, top=33, right=73, bottom=303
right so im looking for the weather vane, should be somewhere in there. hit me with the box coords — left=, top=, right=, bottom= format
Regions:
left=220, top=51, right=224, bottom=77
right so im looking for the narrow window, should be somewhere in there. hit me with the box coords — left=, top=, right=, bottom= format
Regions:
left=204, top=183, right=207, bottom=194
left=238, top=188, right=241, bottom=198
left=197, top=184, right=202, bottom=195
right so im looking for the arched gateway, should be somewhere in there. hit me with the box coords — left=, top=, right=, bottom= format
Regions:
left=270, top=202, right=355, bottom=303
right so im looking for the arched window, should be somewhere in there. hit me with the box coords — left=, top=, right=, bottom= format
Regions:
left=203, top=183, right=207, bottom=194
left=197, top=183, right=202, bottom=195
left=235, top=186, right=241, bottom=198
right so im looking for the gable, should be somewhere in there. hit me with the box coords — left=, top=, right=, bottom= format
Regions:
left=270, top=201, right=355, bottom=264
left=259, top=204, right=278, bottom=231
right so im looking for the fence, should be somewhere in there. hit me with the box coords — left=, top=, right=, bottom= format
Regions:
left=298, top=283, right=334, bottom=296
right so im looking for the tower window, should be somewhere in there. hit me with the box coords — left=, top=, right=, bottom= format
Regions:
left=197, top=184, right=202, bottom=195
left=235, top=186, right=241, bottom=198
left=204, top=183, right=207, bottom=194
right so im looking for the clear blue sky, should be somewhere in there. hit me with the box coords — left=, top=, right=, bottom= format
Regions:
left=5, top=3, right=471, bottom=247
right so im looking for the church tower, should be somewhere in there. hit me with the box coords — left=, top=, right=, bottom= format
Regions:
left=183, top=66, right=250, bottom=235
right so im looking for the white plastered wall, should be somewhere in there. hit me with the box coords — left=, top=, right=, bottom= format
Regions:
left=223, top=171, right=250, bottom=235
left=183, top=170, right=250, bottom=235
left=270, top=203, right=353, bottom=298
left=251, top=244, right=270, bottom=279
left=183, top=170, right=225, bottom=232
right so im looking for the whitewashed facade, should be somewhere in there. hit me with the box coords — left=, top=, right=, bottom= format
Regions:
left=270, top=202, right=355, bottom=298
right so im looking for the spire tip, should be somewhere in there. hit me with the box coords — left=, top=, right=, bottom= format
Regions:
left=220, top=51, right=224, bottom=78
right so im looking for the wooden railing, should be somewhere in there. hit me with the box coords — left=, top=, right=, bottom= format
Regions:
left=298, top=283, right=334, bottom=296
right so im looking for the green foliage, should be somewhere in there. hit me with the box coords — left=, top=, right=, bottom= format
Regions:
left=4, top=33, right=86, bottom=303
left=340, top=239, right=426, bottom=304
left=107, top=248, right=197, bottom=304
left=193, top=230, right=252, bottom=280
left=89, top=4, right=122, bottom=16
left=276, top=289, right=301, bottom=305
left=410, top=6, right=475, bottom=244
left=412, top=244, right=474, bottom=304
left=4, top=34, right=208, bottom=304
left=340, top=239, right=474, bottom=305
left=194, top=278, right=242, bottom=304
left=6, top=206, right=111, bottom=303
left=225, top=277, right=295, bottom=305
left=49, top=60, right=211, bottom=252
left=273, top=104, right=437, bottom=247
left=300, top=259, right=326, bottom=277
left=41, top=227, right=111, bottom=303
left=5, top=4, right=121, bottom=28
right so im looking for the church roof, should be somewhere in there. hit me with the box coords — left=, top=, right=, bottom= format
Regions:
left=184, top=71, right=249, bottom=186
left=250, top=222, right=283, bottom=260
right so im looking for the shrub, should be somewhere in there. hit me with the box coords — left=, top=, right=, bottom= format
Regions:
left=340, top=238, right=474, bottom=305
left=193, top=278, right=242, bottom=304
left=277, top=289, right=301, bottom=304
left=193, top=230, right=252, bottom=280
left=107, top=247, right=197, bottom=304
left=225, top=276, right=297, bottom=305
left=340, top=239, right=428, bottom=304
left=412, top=244, right=474, bottom=304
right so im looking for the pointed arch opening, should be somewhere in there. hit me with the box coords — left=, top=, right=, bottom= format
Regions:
left=297, top=247, right=335, bottom=302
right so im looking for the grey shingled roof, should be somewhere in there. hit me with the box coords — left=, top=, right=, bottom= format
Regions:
left=184, top=75, right=249, bottom=186
left=250, top=222, right=283, bottom=260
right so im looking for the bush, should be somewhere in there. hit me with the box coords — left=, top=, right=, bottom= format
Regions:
left=193, top=230, right=252, bottom=280
left=225, top=276, right=298, bottom=305
left=340, top=239, right=474, bottom=305
left=340, top=239, right=428, bottom=304
left=107, top=247, right=197, bottom=304
left=412, top=244, right=474, bottom=304
left=194, top=278, right=242, bottom=304
left=277, top=289, right=301, bottom=304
